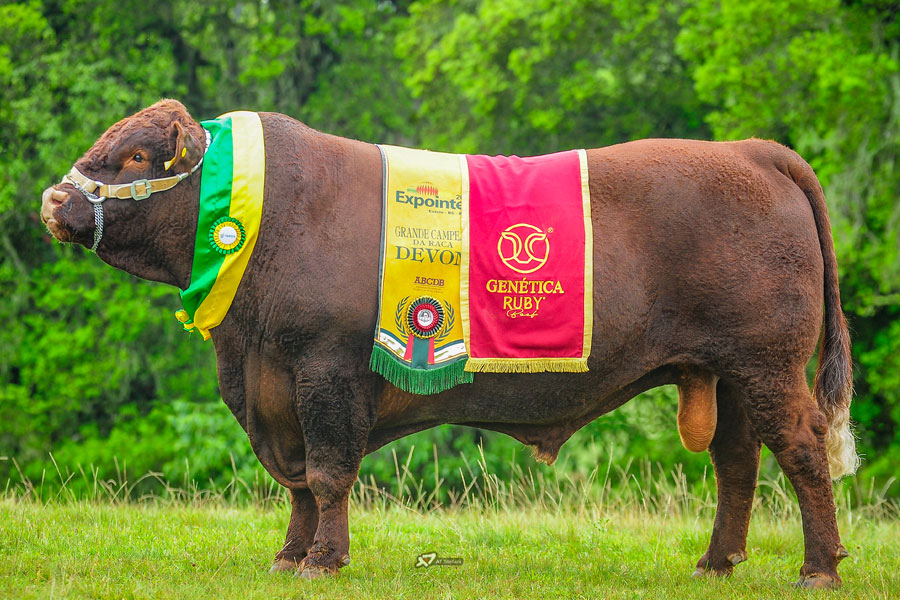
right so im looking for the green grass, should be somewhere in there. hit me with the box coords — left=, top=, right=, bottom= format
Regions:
left=2, top=450, right=898, bottom=599
left=1, top=497, right=898, bottom=599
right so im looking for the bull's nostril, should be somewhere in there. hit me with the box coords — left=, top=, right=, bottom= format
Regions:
left=41, top=186, right=68, bottom=208
left=50, top=189, right=68, bottom=206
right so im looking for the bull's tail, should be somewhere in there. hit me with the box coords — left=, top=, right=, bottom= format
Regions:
left=787, top=154, right=859, bottom=479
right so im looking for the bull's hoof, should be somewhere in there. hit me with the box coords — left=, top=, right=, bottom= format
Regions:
left=296, top=542, right=349, bottom=578
left=296, top=543, right=350, bottom=578
left=269, top=558, right=301, bottom=574
left=693, top=551, right=744, bottom=578
left=297, top=566, right=332, bottom=580
left=692, top=566, right=731, bottom=578
left=795, top=573, right=842, bottom=589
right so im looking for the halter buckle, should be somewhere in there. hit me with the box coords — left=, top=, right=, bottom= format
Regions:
left=130, top=179, right=152, bottom=200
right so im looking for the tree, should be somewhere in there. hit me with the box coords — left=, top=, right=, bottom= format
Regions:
left=399, top=0, right=708, bottom=154
left=0, top=0, right=418, bottom=491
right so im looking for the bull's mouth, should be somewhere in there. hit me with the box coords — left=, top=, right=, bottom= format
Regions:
left=40, top=186, right=80, bottom=243
left=42, top=211, right=73, bottom=243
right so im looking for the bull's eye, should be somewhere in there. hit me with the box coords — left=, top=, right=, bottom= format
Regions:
left=133, top=153, right=143, bottom=163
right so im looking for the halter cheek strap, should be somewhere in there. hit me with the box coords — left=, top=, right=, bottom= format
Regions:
left=60, top=129, right=211, bottom=252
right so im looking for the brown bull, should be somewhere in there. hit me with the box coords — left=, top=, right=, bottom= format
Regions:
left=40, top=100, right=857, bottom=587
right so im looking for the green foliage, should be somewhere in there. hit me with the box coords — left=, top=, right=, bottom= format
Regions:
left=0, top=0, right=412, bottom=492
left=398, top=0, right=709, bottom=154
left=1, top=0, right=899, bottom=499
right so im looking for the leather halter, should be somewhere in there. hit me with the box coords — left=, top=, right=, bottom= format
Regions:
left=60, top=129, right=211, bottom=252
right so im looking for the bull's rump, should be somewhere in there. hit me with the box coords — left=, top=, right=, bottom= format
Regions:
left=584, top=137, right=824, bottom=368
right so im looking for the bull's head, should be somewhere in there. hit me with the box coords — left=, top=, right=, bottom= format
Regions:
left=40, top=99, right=206, bottom=287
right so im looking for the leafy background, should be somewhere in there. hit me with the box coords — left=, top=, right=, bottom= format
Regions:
left=1, top=0, right=898, bottom=495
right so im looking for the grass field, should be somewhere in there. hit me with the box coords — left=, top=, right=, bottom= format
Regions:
left=1, top=451, right=897, bottom=599
left=2, top=484, right=898, bottom=599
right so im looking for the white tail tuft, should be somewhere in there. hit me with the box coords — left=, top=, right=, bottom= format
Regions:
left=824, top=403, right=860, bottom=480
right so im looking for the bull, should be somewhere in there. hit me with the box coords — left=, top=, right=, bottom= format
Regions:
left=40, top=99, right=857, bottom=587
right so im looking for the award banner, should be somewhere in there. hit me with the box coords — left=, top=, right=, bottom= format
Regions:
left=461, top=150, right=593, bottom=372
left=371, top=145, right=473, bottom=394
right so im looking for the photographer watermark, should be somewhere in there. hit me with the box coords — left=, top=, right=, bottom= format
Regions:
left=415, top=551, right=464, bottom=568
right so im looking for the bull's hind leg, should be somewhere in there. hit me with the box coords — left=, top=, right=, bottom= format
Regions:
left=744, top=371, right=848, bottom=588
left=695, top=379, right=761, bottom=577
left=271, top=488, right=319, bottom=572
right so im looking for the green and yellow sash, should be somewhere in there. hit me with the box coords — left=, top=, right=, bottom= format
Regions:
left=175, top=111, right=265, bottom=340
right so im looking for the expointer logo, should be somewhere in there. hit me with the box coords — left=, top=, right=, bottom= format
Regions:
left=395, top=182, right=461, bottom=211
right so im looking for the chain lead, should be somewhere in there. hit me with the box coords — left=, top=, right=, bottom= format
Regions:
left=91, top=203, right=104, bottom=252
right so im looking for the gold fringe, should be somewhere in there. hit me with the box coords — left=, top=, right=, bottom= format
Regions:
left=464, top=358, right=588, bottom=373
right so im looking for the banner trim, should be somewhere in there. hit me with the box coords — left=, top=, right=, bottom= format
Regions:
left=465, top=357, right=588, bottom=373
left=578, top=148, right=593, bottom=363
left=459, top=153, right=472, bottom=360
left=374, top=145, right=389, bottom=339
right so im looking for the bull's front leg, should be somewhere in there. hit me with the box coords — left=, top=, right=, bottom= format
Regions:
left=213, top=337, right=326, bottom=574
left=271, top=488, right=319, bottom=572
left=294, top=360, right=375, bottom=579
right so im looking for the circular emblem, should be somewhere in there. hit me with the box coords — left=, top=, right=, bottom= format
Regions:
left=209, top=217, right=246, bottom=254
left=497, top=223, right=549, bottom=274
left=407, top=297, right=444, bottom=338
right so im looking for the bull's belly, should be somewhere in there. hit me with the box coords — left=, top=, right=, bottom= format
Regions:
left=368, top=351, right=680, bottom=459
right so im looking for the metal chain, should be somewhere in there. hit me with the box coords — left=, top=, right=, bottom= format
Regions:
left=91, top=202, right=104, bottom=252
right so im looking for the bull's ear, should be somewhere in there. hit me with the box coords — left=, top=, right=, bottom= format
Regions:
left=165, top=120, right=203, bottom=174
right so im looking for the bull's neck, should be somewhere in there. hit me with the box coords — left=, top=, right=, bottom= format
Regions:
left=96, top=176, right=200, bottom=290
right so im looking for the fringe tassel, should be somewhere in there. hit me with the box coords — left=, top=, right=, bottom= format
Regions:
left=370, top=346, right=473, bottom=395
left=464, top=357, right=589, bottom=373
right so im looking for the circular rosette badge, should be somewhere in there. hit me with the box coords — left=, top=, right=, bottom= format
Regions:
left=407, top=296, right=445, bottom=339
left=209, top=217, right=246, bottom=254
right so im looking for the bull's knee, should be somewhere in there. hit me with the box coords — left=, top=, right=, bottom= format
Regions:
left=808, top=410, right=828, bottom=442
left=761, top=409, right=830, bottom=475
left=677, top=368, right=719, bottom=452
left=306, top=467, right=355, bottom=502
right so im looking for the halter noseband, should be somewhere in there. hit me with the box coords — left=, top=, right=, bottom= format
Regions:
left=60, top=129, right=211, bottom=252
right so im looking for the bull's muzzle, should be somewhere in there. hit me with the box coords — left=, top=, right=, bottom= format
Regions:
left=40, top=186, right=72, bottom=239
